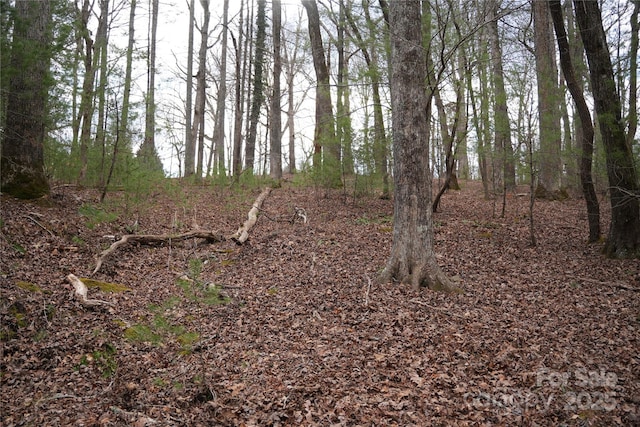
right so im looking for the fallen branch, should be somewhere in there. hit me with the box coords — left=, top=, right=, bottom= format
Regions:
left=25, top=214, right=55, bottom=237
left=93, top=230, right=225, bottom=274
left=230, top=187, right=272, bottom=243
left=67, top=274, right=114, bottom=306
left=92, top=188, right=273, bottom=274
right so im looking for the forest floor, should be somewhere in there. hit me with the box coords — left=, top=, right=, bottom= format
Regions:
left=1, top=179, right=639, bottom=426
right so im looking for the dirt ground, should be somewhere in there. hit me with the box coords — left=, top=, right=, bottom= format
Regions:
left=1, top=180, right=639, bottom=426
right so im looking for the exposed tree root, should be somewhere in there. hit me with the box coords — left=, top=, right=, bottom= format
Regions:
left=378, top=258, right=461, bottom=293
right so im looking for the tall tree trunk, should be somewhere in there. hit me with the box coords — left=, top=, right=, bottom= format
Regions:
left=140, top=0, right=161, bottom=171
left=1, top=0, right=51, bottom=198
left=119, top=0, right=136, bottom=154
left=95, top=0, right=109, bottom=186
left=245, top=0, right=266, bottom=173
left=243, top=1, right=254, bottom=174
left=302, top=0, right=337, bottom=186
left=184, top=0, right=196, bottom=177
left=456, top=52, right=470, bottom=181
left=573, top=0, right=640, bottom=258
left=378, top=0, right=453, bottom=291
left=467, top=30, right=491, bottom=199
left=345, top=1, right=388, bottom=194
left=231, top=2, right=245, bottom=178
left=282, top=13, right=304, bottom=174
left=212, top=0, right=229, bottom=176
left=533, top=0, right=562, bottom=198
left=488, top=1, right=516, bottom=192
left=70, top=0, right=83, bottom=176
left=192, top=0, right=210, bottom=178
left=549, top=0, right=600, bottom=243
left=336, top=0, right=353, bottom=176
left=269, top=0, right=282, bottom=179
left=628, top=0, right=639, bottom=147
left=77, top=0, right=97, bottom=183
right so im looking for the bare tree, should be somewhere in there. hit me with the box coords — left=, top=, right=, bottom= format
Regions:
left=549, top=0, right=600, bottom=243
left=488, top=0, right=516, bottom=194
left=269, top=0, right=283, bottom=179
left=211, top=0, right=229, bottom=176
left=139, top=0, right=162, bottom=171
left=533, top=0, right=562, bottom=198
left=184, top=0, right=196, bottom=177
left=245, top=0, right=267, bottom=172
left=302, top=0, right=338, bottom=185
left=573, top=0, right=640, bottom=258
left=119, top=0, right=137, bottom=153
left=191, top=0, right=210, bottom=178
left=378, top=0, right=453, bottom=291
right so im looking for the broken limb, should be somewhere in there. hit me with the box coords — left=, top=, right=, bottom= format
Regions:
left=67, top=274, right=114, bottom=306
left=230, top=187, right=272, bottom=243
left=92, top=187, right=274, bottom=274
left=93, top=230, right=225, bottom=274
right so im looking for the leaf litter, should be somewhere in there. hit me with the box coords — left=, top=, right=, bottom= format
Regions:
left=1, top=181, right=638, bottom=426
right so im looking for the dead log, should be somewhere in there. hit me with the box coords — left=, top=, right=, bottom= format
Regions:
left=230, top=187, right=272, bottom=243
left=91, top=187, right=272, bottom=274
left=93, top=230, right=225, bottom=274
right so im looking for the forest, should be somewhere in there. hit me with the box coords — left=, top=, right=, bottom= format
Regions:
left=1, top=0, right=640, bottom=425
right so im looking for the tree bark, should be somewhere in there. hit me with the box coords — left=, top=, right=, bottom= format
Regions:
left=191, top=0, right=210, bottom=178
left=378, top=0, right=454, bottom=291
left=245, top=0, right=267, bottom=172
left=139, top=0, right=162, bottom=171
left=231, top=1, right=246, bottom=179
left=119, top=0, right=136, bottom=153
left=488, top=1, right=515, bottom=192
left=211, top=0, right=229, bottom=176
left=336, top=0, right=354, bottom=176
left=533, top=0, right=562, bottom=197
left=302, top=0, right=338, bottom=185
left=95, top=0, right=109, bottom=186
left=184, top=0, right=196, bottom=177
left=549, top=0, right=600, bottom=243
left=77, top=0, right=97, bottom=183
left=573, top=0, right=640, bottom=258
left=269, top=0, right=282, bottom=180
left=1, top=0, right=51, bottom=198
left=628, top=0, right=639, bottom=147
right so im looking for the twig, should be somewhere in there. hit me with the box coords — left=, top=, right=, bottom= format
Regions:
left=24, top=214, right=55, bottom=237
left=364, top=275, right=372, bottom=307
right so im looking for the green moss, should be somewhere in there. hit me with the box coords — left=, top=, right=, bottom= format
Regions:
left=8, top=301, right=28, bottom=328
left=80, top=278, right=130, bottom=293
left=153, top=377, right=167, bottom=387
left=124, top=324, right=163, bottom=345
left=16, top=281, right=42, bottom=293
left=0, top=166, right=49, bottom=199
left=203, top=284, right=230, bottom=305
left=177, top=331, right=200, bottom=354
left=91, top=343, right=118, bottom=377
